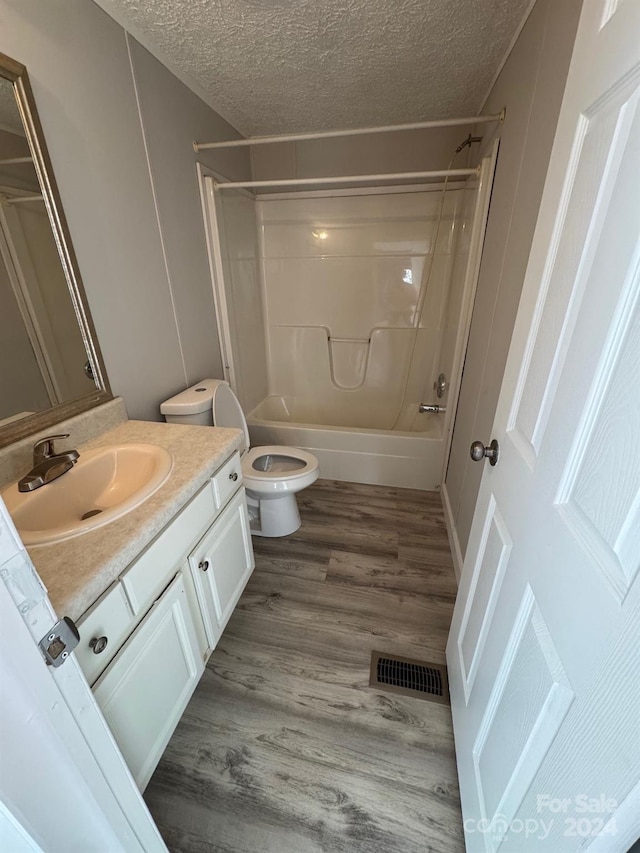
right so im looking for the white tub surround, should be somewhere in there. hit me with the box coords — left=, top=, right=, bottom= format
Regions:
left=204, top=146, right=497, bottom=490
left=244, top=179, right=485, bottom=490
left=19, top=419, right=243, bottom=621
left=257, top=190, right=460, bottom=421
left=248, top=407, right=443, bottom=490
left=243, top=188, right=460, bottom=491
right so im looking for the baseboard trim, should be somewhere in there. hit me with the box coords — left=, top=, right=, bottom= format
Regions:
left=441, top=483, right=463, bottom=585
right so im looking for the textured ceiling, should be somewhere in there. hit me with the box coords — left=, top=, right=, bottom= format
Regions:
left=99, top=0, right=531, bottom=136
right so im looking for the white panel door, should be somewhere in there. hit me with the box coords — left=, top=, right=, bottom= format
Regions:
left=93, top=573, right=204, bottom=791
left=447, top=2, right=640, bottom=850
left=0, top=501, right=166, bottom=851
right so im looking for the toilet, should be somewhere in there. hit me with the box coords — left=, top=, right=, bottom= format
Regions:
left=160, top=379, right=319, bottom=537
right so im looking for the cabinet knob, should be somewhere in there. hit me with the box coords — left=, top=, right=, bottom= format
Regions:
left=89, top=636, right=108, bottom=655
left=199, top=560, right=209, bottom=572
left=229, top=472, right=238, bottom=482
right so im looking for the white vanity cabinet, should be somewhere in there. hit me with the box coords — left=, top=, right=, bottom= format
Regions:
left=73, top=449, right=254, bottom=790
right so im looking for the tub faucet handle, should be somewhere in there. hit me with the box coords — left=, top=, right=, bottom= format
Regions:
left=434, top=373, right=447, bottom=398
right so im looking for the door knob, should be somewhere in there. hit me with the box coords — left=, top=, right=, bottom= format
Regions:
left=470, top=439, right=499, bottom=466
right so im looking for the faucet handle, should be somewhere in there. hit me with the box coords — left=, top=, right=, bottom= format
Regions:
left=33, top=434, right=70, bottom=462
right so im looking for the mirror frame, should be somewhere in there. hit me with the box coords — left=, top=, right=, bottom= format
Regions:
left=0, top=52, right=112, bottom=448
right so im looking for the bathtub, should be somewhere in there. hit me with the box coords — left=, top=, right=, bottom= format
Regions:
left=246, top=395, right=445, bottom=491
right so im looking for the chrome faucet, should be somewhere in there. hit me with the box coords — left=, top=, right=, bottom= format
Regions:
left=18, top=434, right=80, bottom=492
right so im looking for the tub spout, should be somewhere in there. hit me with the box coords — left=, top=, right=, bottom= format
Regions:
left=419, top=403, right=446, bottom=414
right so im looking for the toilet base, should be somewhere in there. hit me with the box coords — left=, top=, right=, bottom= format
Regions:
left=246, top=492, right=301, bottom=537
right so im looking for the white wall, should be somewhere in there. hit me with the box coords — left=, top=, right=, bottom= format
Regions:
left=126, top=38, right=251, bottom=400
left=0, top=0, right=250, bottom=421
left=444, top=0, right=584, bottom=558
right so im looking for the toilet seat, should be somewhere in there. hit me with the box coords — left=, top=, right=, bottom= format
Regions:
left=242, top=445, right=318, bottom=482
left=207, top=380, right=319, bottom=502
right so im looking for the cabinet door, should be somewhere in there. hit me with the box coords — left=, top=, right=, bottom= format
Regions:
left=189, top=488, right=255, bottom=646
left=180, top=557, right=210, bottom=662
left=93, top=574, right=203, bottom=791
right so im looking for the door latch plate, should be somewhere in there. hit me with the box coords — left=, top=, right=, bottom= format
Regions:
left=39, top=616, right=80, bottom=667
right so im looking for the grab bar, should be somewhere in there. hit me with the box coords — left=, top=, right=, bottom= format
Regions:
left=328, top=336, right=371, bottom=344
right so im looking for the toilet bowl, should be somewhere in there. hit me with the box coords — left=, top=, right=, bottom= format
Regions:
left=160, top=380, right=319, bottom=537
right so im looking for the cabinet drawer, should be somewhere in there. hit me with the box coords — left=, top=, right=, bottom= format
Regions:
left=75, top=582, right=135, bottom=685
left=211, top=451, right=242, bottom=510
left=121, top=480, right=215, bottom=614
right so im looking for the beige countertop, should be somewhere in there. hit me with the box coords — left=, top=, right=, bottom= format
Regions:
left=26, top=420, right=243, bottom=621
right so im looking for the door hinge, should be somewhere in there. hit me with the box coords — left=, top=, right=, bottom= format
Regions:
left=39, top=617, right=80, bottom=667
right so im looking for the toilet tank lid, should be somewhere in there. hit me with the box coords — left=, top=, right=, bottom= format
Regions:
left=160, top=379, right=222, bottom=416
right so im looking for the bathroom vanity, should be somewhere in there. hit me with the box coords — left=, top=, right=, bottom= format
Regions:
left=14, top=411, right=255, bottom=791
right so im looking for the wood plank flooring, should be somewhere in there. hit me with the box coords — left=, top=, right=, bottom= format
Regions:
left=144, top=479, right=464, bottom=853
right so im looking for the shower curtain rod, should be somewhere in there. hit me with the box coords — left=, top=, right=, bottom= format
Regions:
left=214, top=167, right=479, bottom=190
left=194, top=111, right=505, bottom=151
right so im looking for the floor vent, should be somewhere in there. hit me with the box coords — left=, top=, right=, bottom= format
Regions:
left=369, top=651, right=449, bottom=705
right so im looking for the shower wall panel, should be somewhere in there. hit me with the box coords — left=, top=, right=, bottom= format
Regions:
left=216, top=190, right=268, bottom=412
left=437, top=181, right=480, bottom=398
left=257, top=190, right=462, bottom=423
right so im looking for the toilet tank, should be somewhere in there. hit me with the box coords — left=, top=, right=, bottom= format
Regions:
left=160, top=380, right=216, bottom=426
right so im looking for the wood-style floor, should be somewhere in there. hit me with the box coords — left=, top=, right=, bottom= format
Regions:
left=145, top=479, right=465, bottom=852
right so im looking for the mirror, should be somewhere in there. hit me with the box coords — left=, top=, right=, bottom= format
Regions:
left=0, top=53, right=111, bottom=448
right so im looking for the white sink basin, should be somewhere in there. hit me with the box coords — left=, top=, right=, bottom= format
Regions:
left=2, top=443, right=173, bottom=546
